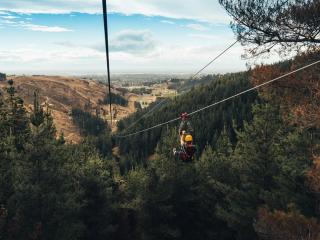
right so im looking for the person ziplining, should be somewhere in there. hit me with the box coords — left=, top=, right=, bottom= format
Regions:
left=173, top=112, right=196, bottom=162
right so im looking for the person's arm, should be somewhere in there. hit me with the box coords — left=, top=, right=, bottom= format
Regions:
left=179, top=121, right=185, bottom=134
left=173, top=148, right=179, bottom=156
left=186, top=121, right=194, bottom=134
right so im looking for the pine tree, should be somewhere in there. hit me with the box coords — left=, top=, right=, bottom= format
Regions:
left=215, top=103, right=315, bottom=239
left=0, top=81, right=30, bottom=240
left=3, top=80, right=30, bottom=150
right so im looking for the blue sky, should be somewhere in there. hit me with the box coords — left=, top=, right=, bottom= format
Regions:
left=0, top=0, right=281, bottom=75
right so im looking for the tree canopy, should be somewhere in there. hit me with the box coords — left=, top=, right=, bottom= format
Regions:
left=219, top=0, right=320, bottom=57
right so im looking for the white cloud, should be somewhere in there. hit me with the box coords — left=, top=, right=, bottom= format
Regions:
left=1, top=19, right=16, bottom=24
left=161, top=20, right=175, bottom=25
left=0, top=39, right=247, bottom=74
left=0, top=28, right=157, bottom=65
left=110, top=0, right=230, bottom=23
left=54, top=30, right=158, bottom=56
left=54, top=41, right=77, bottom=48
left=0, top=0, right=230, bottom=23
left=22, top=23, right=72, bottom=32
left=185, top=23, right=209, bottom=31
left=189, top=33, right=234, bottom=41
left=111, top=43, right=246, bottom=73
left=189, top=34, right=220, bottom=41
left=6, top=40, right=294, bottom=75
left=109, top=30, right=157, bottom=54
left=0, top=17, right=72, bottom=32
left=0, top=46, right=104, bottom=63
left=1, top=15, right=19, bottom=19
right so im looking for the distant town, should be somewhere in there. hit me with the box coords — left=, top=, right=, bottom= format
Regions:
left=78, top=73, right=194, bottom=109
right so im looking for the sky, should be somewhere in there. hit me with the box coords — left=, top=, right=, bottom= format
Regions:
left=0, top=0, right=282, bottom=75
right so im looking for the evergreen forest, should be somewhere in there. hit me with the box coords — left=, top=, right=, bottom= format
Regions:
left=1, top=51, right=319, bottom=239
left=1, top=0, right=320, bottom=239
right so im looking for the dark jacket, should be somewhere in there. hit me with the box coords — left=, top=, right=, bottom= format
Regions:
left=174, top=144, right=196, bottom=162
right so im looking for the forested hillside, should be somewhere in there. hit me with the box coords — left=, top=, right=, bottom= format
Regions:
left=116, top=72, right=258, bottom=167
left=1, top=60, right=319, bottom=239
left=168, top=75, right=218, bottom=93
left=1, top=0, right=320, bottom=239
left=103, top=92, right=128, bottom=107
left=112, top=51, right=320, bottom=239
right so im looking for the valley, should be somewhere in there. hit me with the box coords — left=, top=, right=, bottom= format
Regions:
left=0, top=74, right=179, bottom=142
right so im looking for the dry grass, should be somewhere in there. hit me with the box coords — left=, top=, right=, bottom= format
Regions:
left=0, top=75, right=136, bottom=143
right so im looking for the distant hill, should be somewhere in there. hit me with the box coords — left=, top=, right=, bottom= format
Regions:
left=0, top=75, right=136, bottom=143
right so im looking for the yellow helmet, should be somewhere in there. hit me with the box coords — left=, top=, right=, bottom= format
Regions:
left=185, top=135, right=193, bottom=142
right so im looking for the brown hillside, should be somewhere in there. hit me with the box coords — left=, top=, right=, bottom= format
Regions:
left=0, top=75, right=136, bottom=143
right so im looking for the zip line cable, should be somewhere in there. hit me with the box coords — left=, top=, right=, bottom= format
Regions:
left=102, top=0, right=113, bottom=125
left=115, top=59, right=320, bottom=138
left=124, top=99, right=168, bottom=132
left=117, top=39, right=240, bottom=134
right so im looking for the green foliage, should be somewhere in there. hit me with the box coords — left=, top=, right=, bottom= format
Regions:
left=116, top=102, right=317, bottom=239
left=71, top=108, right=109, bottom=137
left=0, top=83, right=118, bottom=240
left=168, top=75, right=216, bottom=93
left=0, top=76, right=318, bottom=240
left=119, top=130, right=235, bottom=240
left=0, top=81, right=30, bottom=211
left=103, top=92, right=128, bottom=106
left=117, top=72, right=258, bottom=165
left=30, top=91, right=45, bottom=127
left=0, top=73, right=6, bottom=81
left=213, top=104, right=315, bottom=239
left=130, top=88, right=152, bottom=95
left=1, top=80, right=30, bottom=150
left=71, top=108, right=112, bottom=157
